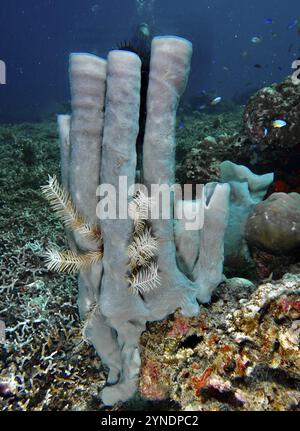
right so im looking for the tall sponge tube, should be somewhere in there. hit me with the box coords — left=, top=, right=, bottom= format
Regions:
left=69, top=54, right=107, bottom=225
left=143, top=36, right=199, bottom=319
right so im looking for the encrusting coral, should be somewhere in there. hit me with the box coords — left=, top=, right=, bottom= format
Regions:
left=139, top=274, right=300, bottom=411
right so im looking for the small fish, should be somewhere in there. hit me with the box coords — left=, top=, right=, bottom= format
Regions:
left=254, top=64, right=263, bottom=68
left=270, top=32, right=278, bottom=38
left=251, top=36, right=263, bottom=44
left=198, top=104, right=206, bottom=110
left=178, top=121, right=185, bottom=130
left=211, top=96, right=222, bottom=106
left=223, top=66, right=229, bottom=71
left=264, top=18, right=274, bottom=24
left=287, top=19, right=298, bottom=30
left=272, top=119, right=287, bottom=128
left=264, top=128, right=269, bottom=137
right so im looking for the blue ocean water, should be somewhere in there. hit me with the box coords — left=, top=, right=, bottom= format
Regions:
left=0, top=0, right=299, bottom=121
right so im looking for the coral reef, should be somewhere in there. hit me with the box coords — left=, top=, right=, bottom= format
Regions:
left=244, top=76, right=300, bottom=152
left=0, top=275, right=106, bottom=411
left=0, top=123, right=59, bottom=198
left=177, top=75, right=300, bottom=195
left=1, top=62, right=299, bottom=410
left=0, top=125, right=107, bottom=410
left=250, top=247, right=300, bottom=280
left=243, top=76, right=300, bottom=192
left=175, top=77, right=300, bottom=283
left=176, top=109, right=248, bottom=185
left=0, top=107, right=299, bottom=411
left=139, top=274, right=300, bottom=411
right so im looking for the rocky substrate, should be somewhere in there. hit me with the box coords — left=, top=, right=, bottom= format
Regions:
left=177, top=77, right=300, bottom=194
left=139, top=274, right=300, bottom=411
left=176, top=109, right=248, bottom=185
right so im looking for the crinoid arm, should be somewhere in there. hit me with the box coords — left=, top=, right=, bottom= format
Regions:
left=128, top=228, right=158, bottom=269
left=41, top=175, right=102, bottom=246
left=128, top=262, right=161, bottom=295
left=44, top=248, right=103, bottom=275
left=128, top=189, right=154, bottom=236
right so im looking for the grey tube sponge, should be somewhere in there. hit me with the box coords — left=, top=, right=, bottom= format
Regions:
left=52, top=38, right=272, bottom=407
left=220, top=161, right=274, bottom=204
left=99, top=51, right=148, bottom=321
left=143, top=36, right=199, bottom=319
left=192, top=183, right=230, bottom=303
left=57, top=114, right=71, bottom=192
left=220, top=161, right=274, bottom=267
left=174, top=184, right=230, bottom=304
left=98, top=51, right=149, bottom=405
left=69, top=53, right=106, bottom=226
left=66, top=53, right=123, bottom=388
left=68, top=53, right=106, bottom=315
left=174, top=199, right=203, bottom=275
